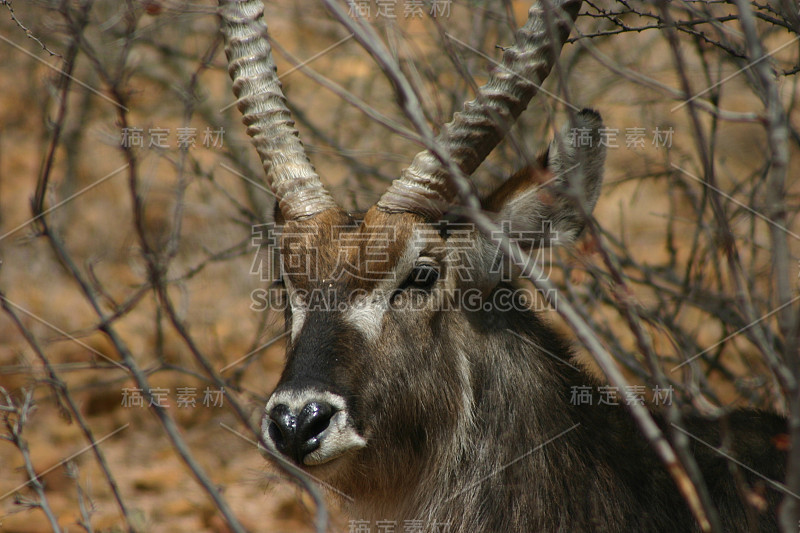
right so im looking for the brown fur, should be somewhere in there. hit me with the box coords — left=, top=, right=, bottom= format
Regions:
left=263, top=140, right=787, bottom=531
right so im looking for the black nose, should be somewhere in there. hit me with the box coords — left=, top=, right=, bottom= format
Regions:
left=267, top=401, right=336, bottom=464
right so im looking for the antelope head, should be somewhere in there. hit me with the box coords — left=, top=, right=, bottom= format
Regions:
left=220, top=0, right=601, bottom=501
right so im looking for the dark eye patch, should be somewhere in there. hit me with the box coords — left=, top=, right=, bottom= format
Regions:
left=398, top=260, right=439, bottom=293
left=409, top=263, right=438, bottom=289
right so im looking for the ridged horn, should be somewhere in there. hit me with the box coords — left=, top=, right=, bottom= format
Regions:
left=219, top=0, right=339, bottom=220
left=377, top=0, right=583, bottom=219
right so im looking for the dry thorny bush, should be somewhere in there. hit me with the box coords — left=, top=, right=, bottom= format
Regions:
left=0, top=0, right=798, bottom=531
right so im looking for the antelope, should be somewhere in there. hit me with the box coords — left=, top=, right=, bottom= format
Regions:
left=219, top=0, right=788, bottom=530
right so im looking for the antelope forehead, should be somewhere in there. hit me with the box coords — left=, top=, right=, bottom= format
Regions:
left=344, top=298, right=387, bottom=342
left=286, top=226, right=430, bottom=342
left=342, top=232, right=424, bottom=341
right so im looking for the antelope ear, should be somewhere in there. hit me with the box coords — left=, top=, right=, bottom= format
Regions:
left=483, top=108, right=606, bottom=248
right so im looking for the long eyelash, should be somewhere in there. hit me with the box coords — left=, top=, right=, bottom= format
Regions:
left=399, top=264, right=438, bottom=292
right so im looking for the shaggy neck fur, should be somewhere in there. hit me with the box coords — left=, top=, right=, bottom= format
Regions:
left=339, top=293, right=785, bottom=532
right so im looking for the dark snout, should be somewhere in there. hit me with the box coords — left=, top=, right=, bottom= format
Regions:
left=261, top=389, right=366, bottom=466
left=267, top=401, right=336, bottom=464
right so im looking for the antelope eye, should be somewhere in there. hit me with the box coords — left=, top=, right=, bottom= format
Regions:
left=406, top=261, right=439, bottom=290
